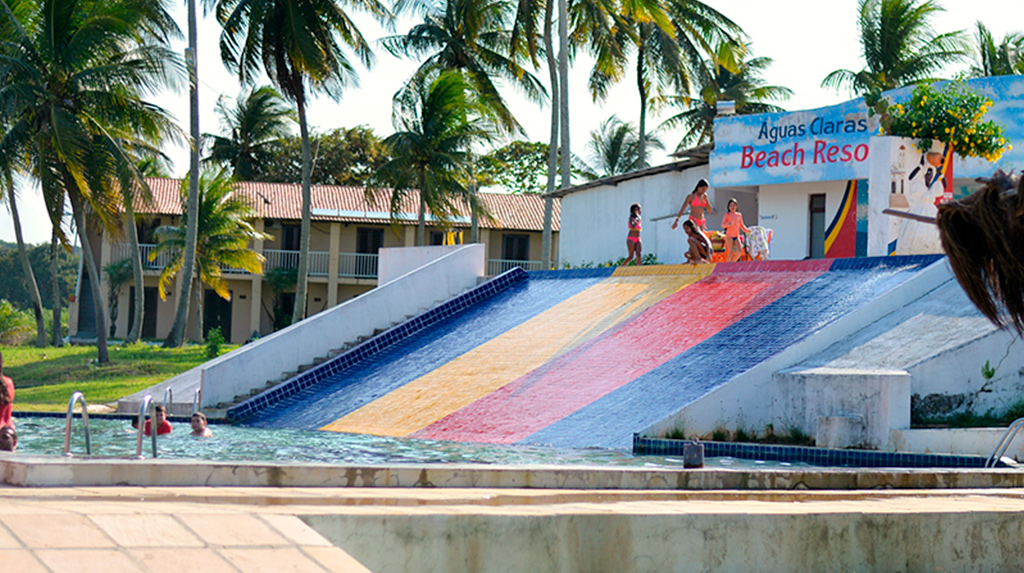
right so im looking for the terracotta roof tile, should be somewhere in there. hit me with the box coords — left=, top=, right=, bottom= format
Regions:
left=136, top=178, right=559, bottom=232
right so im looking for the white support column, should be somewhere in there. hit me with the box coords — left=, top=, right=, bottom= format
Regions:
left=328, top=222, right=340, bottom=308
left=250, top=219, right=265, bottom=336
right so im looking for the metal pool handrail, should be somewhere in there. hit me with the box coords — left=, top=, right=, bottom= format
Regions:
left=192, top=388, right=202, bottom=415
left=135, top=395, right=158, bottom=459
left=63, top=391, right=91, bottom=456
left=162, top=387, right=173, bottom=411
left=986, top=417, right=1024, bottom=468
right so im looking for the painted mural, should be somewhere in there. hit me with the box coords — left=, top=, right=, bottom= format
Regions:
left=711, top=75, right=1024, bottom=187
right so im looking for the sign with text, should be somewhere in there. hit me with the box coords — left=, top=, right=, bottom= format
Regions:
left=712, top=99, right=877, bottom=186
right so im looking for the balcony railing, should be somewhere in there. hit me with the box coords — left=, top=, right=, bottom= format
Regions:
left=111, top=243, right=175, bottom=271
left=488, top=259, right=544, bottom=275
left=114, top=243, right=380, bottom=280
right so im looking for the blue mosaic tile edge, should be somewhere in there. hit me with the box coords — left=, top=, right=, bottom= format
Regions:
left=227, top=267, right=530, bottom=421
left=632, top=434, right=1006, bottom=469
left=527, top=267, right=617, bottom=280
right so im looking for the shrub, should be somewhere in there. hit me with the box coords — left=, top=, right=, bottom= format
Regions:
left=0, top=299, right=33, bottom=345
left=205, top=327, right=225, bottom=359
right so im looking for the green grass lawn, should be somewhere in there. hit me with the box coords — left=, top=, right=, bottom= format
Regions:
left=1, top=343, right=236, bottom=412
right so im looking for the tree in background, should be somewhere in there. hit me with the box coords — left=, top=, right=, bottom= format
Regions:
left=584, top=115, right=664, bottom=178
left=376, top=71, right=496, bottom=245
left=968, top=21, right=1024, bottom=77
left=210, top=0, right=392, bottom=325
left=149, top=170, right=270, bottom=339
left=660, top=42, right=792, bottom=149
left=0, top=242, right=77, bottom=313
left=584, top=0, right=741, bottom=169
left=205, top=86, right=296, bottom=181
left=103, top=259, right=133, bottom=339
left=476, top=141, right=549, bottom=194
left=259, top=126, right=390, bottom=186
left=2, top=178, right=46, bottom=346
left=0, top=0, right=182, bottom=362
left=822, top=0, right=967, bottom=96
left=382, top=0, right=546, bottom=136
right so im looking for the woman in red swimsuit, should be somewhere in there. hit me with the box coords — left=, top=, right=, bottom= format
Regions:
left=672, top=179, right=713, bottom=232
left=721, top=198, right=750, bottom=262
left=624, top=203, right=643, bottom=266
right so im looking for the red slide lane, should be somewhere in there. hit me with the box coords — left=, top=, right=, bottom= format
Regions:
left=415, top=267, right=828, bottom=443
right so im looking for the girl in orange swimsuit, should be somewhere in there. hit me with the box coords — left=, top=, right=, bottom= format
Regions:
left=722, top=198, right=750, bottom=262
left=672, top=179, right=713, bottom=232
left=624, top=203, right=643, bottom=266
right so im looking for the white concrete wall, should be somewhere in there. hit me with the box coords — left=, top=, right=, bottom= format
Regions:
left=890, top=428, right=1024, bottom=460
left=773, top=367, right=911, bottom=449
left=199, top=243, right=486, bottom=408
left=644, top=258, right=951, bottom=439
left=558, top=166, right=710, bottom=266
left=378, top=245, right=465, bottom=285
left=755, top=180, right=850, bottom=260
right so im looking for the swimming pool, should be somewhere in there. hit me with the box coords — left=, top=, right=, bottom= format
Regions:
left=19, top=416, right=794, bottom=469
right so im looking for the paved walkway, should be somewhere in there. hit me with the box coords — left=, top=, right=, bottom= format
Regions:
left=3, top=486, right=1024, bottom=572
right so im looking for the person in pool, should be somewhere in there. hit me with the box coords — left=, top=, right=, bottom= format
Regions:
left=144, top=405, right=172, bottom=436
left=190, top=412, right=213, bottom=437
left=0, top=425, right=16, bottom=452
left=683, top=219, right=713, bottom=264
left=721, top=198, right=750, bottom=262
left=624, top=203, right=643, bottom=266
left=672, top=178, right=714, bottom=232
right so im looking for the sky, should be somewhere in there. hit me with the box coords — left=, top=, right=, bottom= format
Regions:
left=2, top=0, right=1021, bottom=245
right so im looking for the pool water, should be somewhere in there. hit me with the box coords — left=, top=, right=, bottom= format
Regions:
left=16, top=416, right=798, bottom=469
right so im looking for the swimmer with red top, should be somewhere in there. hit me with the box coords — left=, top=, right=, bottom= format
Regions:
left=672, top=178, right=714, bottom=232
left=624, top=203, right=643, bottom=266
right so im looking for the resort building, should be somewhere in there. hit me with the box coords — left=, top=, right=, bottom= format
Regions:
left=555, top=75, right=1024, bottom=265
left=70, top=178, right=559, bottom=344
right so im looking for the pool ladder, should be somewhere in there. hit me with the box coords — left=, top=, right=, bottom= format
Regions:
left=63, top=391, right=91, bottom=456
left=64, top=387, right=184, bottom=459
left=986, top=417, right=1024, bottom=468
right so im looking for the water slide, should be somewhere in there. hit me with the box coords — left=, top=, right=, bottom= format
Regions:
left=241, top=256, right=943, bottom=448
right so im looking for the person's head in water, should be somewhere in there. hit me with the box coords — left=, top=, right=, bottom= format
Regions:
left=728, top=198, right=739, bottom=212
left=630, top=203, right=641, bottom=217
left=154, top=405, right=167, bottom=426
left=0, top=425, right=16, bottom=452
left=190, top=412, right=212, bottom=436
left=693, top=179, right=709, bottom=194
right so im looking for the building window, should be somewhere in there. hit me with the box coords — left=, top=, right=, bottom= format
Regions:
left=429, top=231, right=445, bottom=245
left=356, top=228, right=384, bottom=254
left=502, top=233, right=530, bottom=261
left=281, top=224, right=301, bottom=251
left=136, top=218, right=161, bottom=244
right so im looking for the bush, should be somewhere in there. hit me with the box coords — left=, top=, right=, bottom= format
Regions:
left=205, top=327, right=225, bottom=359
left=0, top=299, right=33, bottom=344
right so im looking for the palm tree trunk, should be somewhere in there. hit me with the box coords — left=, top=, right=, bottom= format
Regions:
left=7, top=180, right=47, bottom=347
left=469, top=182, right=479, bottom=243
left=558, top=0, right=570, bottom=190
left=193, top=271, right=203, bottom=342
left=50, top=229, right=63, bottom=346
left=167, top=0, right=201, bottom=347
left=417, top=168, right=427, bottom=246
left=125, top=201, right=144, bottom=343
left=542, top=0, right=558, bottom=269
left=636, top=41, right=647, bottom=170
left=291, top=94, right=312, bottom=324
left=68, top=191, right=109, bottom=363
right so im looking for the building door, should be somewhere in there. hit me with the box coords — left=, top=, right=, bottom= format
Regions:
left=127, top=286, right=159, bottom=339
left=809, top=193, right=826, bottom=259
left=356, top=228, right=384, bottom=277
left=203, top=289, right=232, bottom=341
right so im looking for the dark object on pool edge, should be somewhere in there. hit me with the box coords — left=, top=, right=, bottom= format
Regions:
left=683, top=439, right=704, bottom=469
left=938, top=170, right=1024, bottom=335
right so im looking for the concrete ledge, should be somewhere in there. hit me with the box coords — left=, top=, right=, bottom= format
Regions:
left=3, top=455, right=1024, bottom=489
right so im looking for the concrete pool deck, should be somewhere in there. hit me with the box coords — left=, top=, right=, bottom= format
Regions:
left=2, top=484, right=1024, bottom=571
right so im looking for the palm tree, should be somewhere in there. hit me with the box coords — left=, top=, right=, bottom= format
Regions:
left=660, top=42, right=792, bottom=149
left=210, top=0, right=391, bottom=325
left=2, top=178, right=46, bottom=346
left=150, top=170, right=269, bottom=339
left=205, top=86, right=296, bottom=181
left=822, top=0, right=967, bottom=96
left=585, top=115, right=664, bottom=177
left=0, top=0, right=182, bottom=363
left=585, top=0, right=741, bottom=169
left=376, top=70, right=496, bottom=245
left=382, top=0, right=546, bottom=136
left=968, top=21, right=1024, bottom=77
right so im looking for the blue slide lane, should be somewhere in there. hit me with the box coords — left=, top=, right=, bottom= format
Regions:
left=524, top=257, right=940, bottom=449
left=245, top=271, right=613, bottom=429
